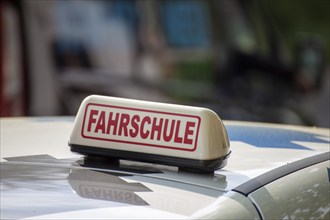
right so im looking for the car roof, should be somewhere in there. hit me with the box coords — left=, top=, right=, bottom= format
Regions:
left=1, top=117, right=329, bottom=218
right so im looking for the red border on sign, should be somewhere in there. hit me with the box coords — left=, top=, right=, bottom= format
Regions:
left=81, top=103, right=201, bottom=152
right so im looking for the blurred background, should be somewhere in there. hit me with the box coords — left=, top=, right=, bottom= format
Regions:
left=1, top=0, right=329, bottom=127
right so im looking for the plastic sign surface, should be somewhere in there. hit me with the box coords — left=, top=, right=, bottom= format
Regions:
left=69, top=95, right=230, bottom=172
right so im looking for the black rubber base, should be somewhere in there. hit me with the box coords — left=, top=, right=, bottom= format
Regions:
left=70, top=144, right=230, bottom=173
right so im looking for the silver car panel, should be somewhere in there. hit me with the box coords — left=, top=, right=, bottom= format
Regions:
left=249, top=160, right=330, bottom=219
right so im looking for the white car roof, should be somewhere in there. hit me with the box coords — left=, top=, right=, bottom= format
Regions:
left=1, top=117, right=329, bottom=219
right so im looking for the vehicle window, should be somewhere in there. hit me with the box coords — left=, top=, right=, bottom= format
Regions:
left=249, top=161, right=329, bottom=219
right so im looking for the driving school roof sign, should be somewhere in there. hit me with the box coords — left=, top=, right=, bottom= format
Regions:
left=69, top=95, right=230, bottom=172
